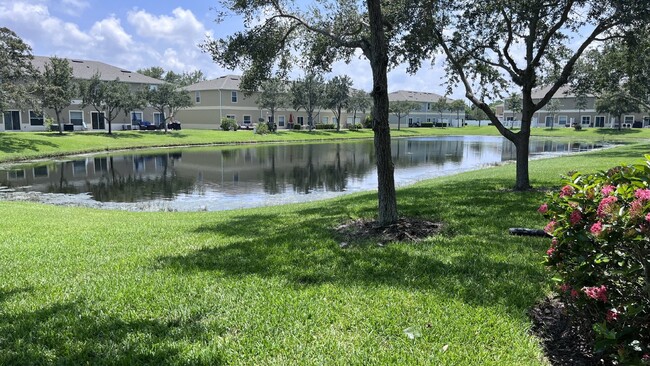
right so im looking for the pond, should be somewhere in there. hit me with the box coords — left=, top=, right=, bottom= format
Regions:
left=0, top=136, right=603, bottom=211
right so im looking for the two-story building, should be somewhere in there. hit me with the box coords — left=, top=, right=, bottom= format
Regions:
left=1, top=56, right=164, bottom=132
left=387, top=90, right=461, bottom=127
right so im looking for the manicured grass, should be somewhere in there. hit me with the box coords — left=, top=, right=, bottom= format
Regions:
left=2, top=126, right=649, bottom=163
left=1, top=140, right=648, bottom=365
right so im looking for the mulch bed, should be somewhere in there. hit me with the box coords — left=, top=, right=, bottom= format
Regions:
left=334, top=217, right=443, bottom=245
left=528, top=296, right=612, bottom=365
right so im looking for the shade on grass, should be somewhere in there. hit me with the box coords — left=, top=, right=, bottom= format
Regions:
left=0, top=142, right=648, bottom=365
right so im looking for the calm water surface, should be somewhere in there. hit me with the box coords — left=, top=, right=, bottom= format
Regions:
left=0, top=136, right=603, bottom=211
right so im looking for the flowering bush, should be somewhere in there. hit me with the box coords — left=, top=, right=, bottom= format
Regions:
left=539, top=157, right=650, bottom=364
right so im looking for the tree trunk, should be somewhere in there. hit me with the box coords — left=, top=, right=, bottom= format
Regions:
left=107, top=113, right=112, bottom=135
left=367, top=0, right=397, bottom=226
left=55, top=110, right=63, bottom=135
left=512, top=110, right=532, bottom=190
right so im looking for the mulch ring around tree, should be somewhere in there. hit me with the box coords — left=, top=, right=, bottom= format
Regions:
left=334, top=218, right=443, bottom=246
left=529, top=296, right=613, bottom=366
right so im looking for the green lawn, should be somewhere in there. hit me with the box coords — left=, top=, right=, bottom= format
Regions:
left=2, top=126, right=649, bottom=163
left=1, top=137, right=648, bottom=365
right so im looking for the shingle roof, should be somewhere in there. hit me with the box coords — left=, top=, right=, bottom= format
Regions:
left=32, top=56, right=164, bottom=85
left=530, top=84, right=594, bottom=99
left=185, top=75, right=242, bottom=91
left=388, top=90, right=453, bottom=103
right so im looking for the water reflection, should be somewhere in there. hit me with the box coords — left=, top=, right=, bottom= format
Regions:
left=0, top=136, right=603, bottom=210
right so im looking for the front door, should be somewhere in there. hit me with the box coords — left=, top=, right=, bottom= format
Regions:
left=3, top=111, right=21, bottom=131
left=91, top=111, right=106, bottom=130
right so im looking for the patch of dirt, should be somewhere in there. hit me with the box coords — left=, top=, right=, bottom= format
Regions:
left=529, top=296, right=611, bottom=365
left=334, top=218, right=443, bottom=245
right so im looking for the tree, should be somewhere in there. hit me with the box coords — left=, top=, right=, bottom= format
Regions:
left=79, top=73, right=131, bottom=134
left=504, top=93, right=522, bottom=128
left=40, top=57, right=75, bottom=134
left=137, top=67, right=206, bottom=87
left=545, top=99, right=561, bottom=130
left=291, top=73, right=325, bottom=131
left=0, top=27, right=38, bottom=113
left=202, top=0, right=421, bottom=225
left=449, top=99, right=466, bottom=127
left=256, top=78, right=289, bottom=131
left=137, top=66, right=165, bottom=80
left=595, top=93, right=640, bottom=130
left=432, top=97, right=447, bottom=126
left=404, top=0, right=650, bottom=190
left=346, top=89, right=371, bottom=128
left=325, top=75, right=352, bottom=131
left=143, top=83, right=192, bottom=133
left=389, top=100, right=418, bottom=130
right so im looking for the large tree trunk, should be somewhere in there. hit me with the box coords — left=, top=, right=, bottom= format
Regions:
left=107, top=113, right=112, bottom=135
left=512, top=113, right=532, bottom=191
left=55, top=110, right=63, bottom=135
left=367, top=0, right=398, bottom=226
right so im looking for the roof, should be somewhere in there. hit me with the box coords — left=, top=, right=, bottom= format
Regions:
left=530, top=84, right=594, bottom=99
left=388, top=90, right=453, bottom=103
left=185, top=75, right=242, bottom=91
left=32, top=56, right=164, bottom=85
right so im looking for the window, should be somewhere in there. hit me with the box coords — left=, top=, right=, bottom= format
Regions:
left=69, top=111, right=83, bottom=126
left=231, top=91, right=238, bottom=103
left=195, top=91, right=201, bottom=103
left=558, top=116, right=567, bottom=126
left=624, top=115, right=634, bottom=127
left=94, top=157, right=108, bottom=173
left=321, top=116, right=329, bottom=124
left=427, top=103, right=432, bottom=110
left=4, top=111, right=21, bottom=130
left=297, top=116, right=304, bottom=125
left=29, top=111, right=44, bottom=126
left=278, top=115, right=285, bottom=127
left=72, top=160, right=86, bottom=175
left=243, top=115, right=252, bottom=125
left=644, top=116, right=650, bottom=128
left=581, top=115, right=591, bottom=125
left=8, top=170, right=25, bottom=180
left=545, top=116, right=554, bottom=127
left=131, top=111, right=143, bottom=125
left=33, top=166, right=48, bottom=178
left=153, top=112, right=164, bottom=124
left=595, top=116, right=606, bottom=127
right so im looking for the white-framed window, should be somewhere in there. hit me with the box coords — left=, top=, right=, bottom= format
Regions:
left=545, top=116, right=554, bottom=127
left=69, top=110, right=84, bottom=126
left=644, top=116, right=650, bottom=127
left=427, top=103, right=432, bottom=110
left=558, top=115, right=568, bottom=126
left=297, top=116, right=304, bottom=125
left=243, top=115, right=252, bottom=125
left=581, top=115, right=591, bottom=125
left=72, top=160, right=87, bottom=176
left=94, top=157, right=108, bottom=173
left=278, top=115, right=285, bottom=126
left=8, top=170, right=25, bottom=180
left=408, top=118, right=413, bottom=125
left=153, top=112, right=164, bottom=124
left=33, top=165, right=48, bottom=178
left=595, top=115, right=606, bottom=127
left=3, top=110, right=21, bottom=130
left=131, top=111, right=143, bottom=125
left=195, top=91, right=201, bottom=103
left=29, top=111, right=44, bottom=126
left=149, top=84, right=158, bottom=91
left=321, top=116, right=329, bottom=124
left=231, top=91, right=238, bottom=103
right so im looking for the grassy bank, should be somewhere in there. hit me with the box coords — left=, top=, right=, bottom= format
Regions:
left=2, top=126, right=649, bottom=163
left=1, top=141, right=648, bottom=365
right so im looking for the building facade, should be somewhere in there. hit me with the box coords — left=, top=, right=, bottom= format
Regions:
left=388, top=90, right=462, bottom=127
left=1, top=56, right=164, bottom=132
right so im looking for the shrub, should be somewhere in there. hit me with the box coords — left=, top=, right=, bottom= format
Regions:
left=347, top=123, right=362, bottom=131
left=315, top=123, right=336, bottom=130
left=363, top=114, right=373, bottom=128
left=538, top=157, right=650, bottom=364
left=573, top=122, right=583, bottom=131
left=220, top=117, right=238, bottom=131
left=293, top=124, right=302, bottom=130
left=255, top=122, right=269, bottom=135
left=420, top=122, right=434, bottom=128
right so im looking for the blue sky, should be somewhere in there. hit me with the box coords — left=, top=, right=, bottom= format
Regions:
left=0, top=0, right=459, bottom=97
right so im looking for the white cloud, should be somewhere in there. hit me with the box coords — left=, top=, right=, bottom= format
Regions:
left=90, top=16, right=133, bottom=51
left=60, top=0, right=90, bottom=17
left=127, top=7, right=209, bottom=44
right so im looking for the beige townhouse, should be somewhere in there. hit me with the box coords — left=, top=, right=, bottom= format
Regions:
left=388, top=90, right=462, bottom=127
left=1, top=56, right=164, bottom=132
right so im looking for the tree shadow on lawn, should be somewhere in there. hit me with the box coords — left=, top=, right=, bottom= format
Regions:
left=581, top=142, right=650, bottom=160
left=0, top=298, right=224, bottom=365
left=0, top=134, right=58, bottom=154
left=159, top=178, right=550, bottom=315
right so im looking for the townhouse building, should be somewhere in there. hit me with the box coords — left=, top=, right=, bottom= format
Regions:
left=387, top=90, right=462, bottom=127
left=1, top=56, right=164, bottom=132
left=502, top=85, right=650, bottom=128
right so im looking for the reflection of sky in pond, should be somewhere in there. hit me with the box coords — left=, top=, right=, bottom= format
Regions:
left=0, top=136, right=605, bottom=211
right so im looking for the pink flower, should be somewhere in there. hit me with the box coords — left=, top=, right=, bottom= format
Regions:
left=590, top=221, right=603, bottom=236
left=597, top=196, right=618, bottom=217
left=630, top=199, right=644, bottom=218
left=570, top=289, right=579, bottom=299
left=538, top=203, right=548, bottom=214
left=643, top=354, right=650, bottom=362
left=560, top=185, right=575, bottom=198
left=635, top=188, right=650, bottom=201
left=570, top=210, right=582, bottom=225
left=646, top=213, right=650, bottom=223
left=606, top=309, right=619, bottom=322
left=601, top=185, right=616, bottom=196
left=546, top=247, right=555, bottom=256
left=544, top=220, right=556, bottom=234
left=582, top=285, right=607, bottom=302
left=560, top=283, right=571, bottom=292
